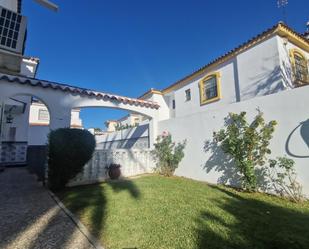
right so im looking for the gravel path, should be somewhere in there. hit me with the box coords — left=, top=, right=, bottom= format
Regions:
left=0, top=167, right=96, bottom=249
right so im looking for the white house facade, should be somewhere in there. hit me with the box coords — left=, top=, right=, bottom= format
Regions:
left=0, top=0, right=309, bottom=195
left=29, top=100, right=83, bottom=128
left=99, top=22, right=309, bottom=195
left=0, top=0, right=160, bottom=167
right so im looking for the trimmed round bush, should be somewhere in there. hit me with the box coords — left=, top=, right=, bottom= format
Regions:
left=47, top=128, right=96, bottom=191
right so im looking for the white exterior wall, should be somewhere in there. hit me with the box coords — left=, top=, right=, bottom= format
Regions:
left=69, top=149, right=156, bottom=186
left=28, top=126, right=49, bottom=145
left=106, top=121, right=117, bottom=132
left=158, top=85, right=309, bottom=196
left=20, top=58, right=39, bottom=78
left=29, top=102, right=82, bottom=128
left=118, top=116, right=132, bottom=127
left=28, top=103, right=82, bottom=145
left=117, top=113, right=145, bottom=127
left=29, top=102, right=50, bottom=126
left=70, top=109, right=82, bottom=127
left=172, top=59, right=236, bottom=118
left=278, top=36, right=309, bottom=88
left=237, top=36, right=283, bottom=100
left=141, top=93, right=170, bottom=121
left=166, top=36, right=285, bottom=120
left=1, top=95, right=30, bottom=142
left=0, top=0, right=18, bottom=12
left=97, top=124, right=149, bottom=144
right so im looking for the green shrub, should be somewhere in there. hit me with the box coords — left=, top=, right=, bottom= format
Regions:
left=268, top=156, right=304, bottom=202
left=47, top=128, right=96, bottom=191
left=152, top=131, right=186, bottom=176
left=212, top=110, right=277, bottom=191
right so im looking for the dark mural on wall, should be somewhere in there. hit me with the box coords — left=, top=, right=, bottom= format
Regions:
left=286, top=119, right=309, bottom=158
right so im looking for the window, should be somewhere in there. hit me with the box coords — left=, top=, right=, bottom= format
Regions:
left=290, top=49, right=309, bottom=85
left=134, top=117, right=140, bottom=126
left=0, top=8, right=22, bottom=49
left=199, top=72, right=221, bottom=105
left=172, top=100, right=176, bottom=109
left=185, top=89, right=191, bottom=101
left=38, top=109, right=49, bottom=121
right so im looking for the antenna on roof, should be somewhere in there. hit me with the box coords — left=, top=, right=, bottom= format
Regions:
left=277, top=0, right=288, bottom=24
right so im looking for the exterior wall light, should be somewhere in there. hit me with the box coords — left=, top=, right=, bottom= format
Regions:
left=6, top=114, right=13, bottom=124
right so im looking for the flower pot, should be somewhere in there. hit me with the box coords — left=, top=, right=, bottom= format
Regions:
left=108, top=164, right=121, bottom=179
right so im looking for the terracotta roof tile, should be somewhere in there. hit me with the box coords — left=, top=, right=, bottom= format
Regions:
left=160, top=22, right=309, bottom=93
left=0, top=73, right=160, bottom=109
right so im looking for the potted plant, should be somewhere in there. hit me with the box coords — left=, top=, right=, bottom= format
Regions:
left=106, top=163, right=121, bottom=179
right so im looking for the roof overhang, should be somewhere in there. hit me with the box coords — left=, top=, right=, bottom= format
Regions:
left=160, top=22, right=309, bottom=94
left=0, top=73, right=160, bottom=109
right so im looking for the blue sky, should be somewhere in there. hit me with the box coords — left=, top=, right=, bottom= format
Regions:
left=23, top=0, right=308, bottom=129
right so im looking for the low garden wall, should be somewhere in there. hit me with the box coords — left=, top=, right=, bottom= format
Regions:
left=69, top=149, right=155, bottom=186
left=95, top=124, right=150, bottom=149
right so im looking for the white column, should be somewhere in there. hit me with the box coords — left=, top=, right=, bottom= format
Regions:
left=148, top=118, right=158, bottom=149
left=49, top=106, right=71, bottom=130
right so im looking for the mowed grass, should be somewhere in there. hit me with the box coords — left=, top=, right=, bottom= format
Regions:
left=59, top=175, right=309, bottom=249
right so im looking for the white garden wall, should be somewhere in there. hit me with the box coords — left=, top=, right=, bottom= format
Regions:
left=95, top=124, right=149, bottom=149
left=158, top=85, right=309, bottom=196
left=69, top=149, right=155, bottom=186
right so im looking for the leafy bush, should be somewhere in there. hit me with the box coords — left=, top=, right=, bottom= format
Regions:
left=213, top=110, right=277, bottom=191
left=268, top=157, right=304, bottom=202
left=47, top=128, right=96, bottom=191
left=152, top=131, right=186, bottom=176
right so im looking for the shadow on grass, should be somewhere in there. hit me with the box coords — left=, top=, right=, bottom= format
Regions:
left=195, top=185, right=309, bottom=249
left=59, top=179, right=140, bottom=239
left=106, top=179, right=141, bottom=199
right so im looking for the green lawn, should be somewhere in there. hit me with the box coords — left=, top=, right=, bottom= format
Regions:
left=59, top=175, right=309, bottom=249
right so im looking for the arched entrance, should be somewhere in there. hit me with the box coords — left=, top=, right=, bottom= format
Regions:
left=0, top=73, right=161, bottom=147
left=0, top=93, right=51, bottom=168
left=0, top=73, right=162, bottom=179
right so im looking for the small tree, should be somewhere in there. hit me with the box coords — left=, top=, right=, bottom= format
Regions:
left=48, top=128, right=96, bottom=191
left=94, top=127, right=102, bottom=132
left=213, top=110, right=277, bottom=191
left=268, top=157, right=304, bottom=202
left=152, top=132, right=187, bottom=176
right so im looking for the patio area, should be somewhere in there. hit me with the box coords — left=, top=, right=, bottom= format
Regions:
left=0, top=167, right=97, bottom=249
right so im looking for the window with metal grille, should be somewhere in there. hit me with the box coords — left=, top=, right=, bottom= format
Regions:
left=199, top=73, right=221, bottom=105
left=172, top=99, right=176, bottom=109
left=38, top=109, right=49, bottom=121
left=185, top=89, right=191, bottom=101
left=203, top=76, right=218, bottom=99
left=294, top=53, right=308, bottom=83
left=0, top=8, right=22, bottom=49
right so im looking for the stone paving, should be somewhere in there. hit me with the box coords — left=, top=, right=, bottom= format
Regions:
left=0, top=167, right=96, bottom=249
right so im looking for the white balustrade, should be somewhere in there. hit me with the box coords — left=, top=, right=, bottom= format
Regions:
left=68, top=149, right=156, bottom=186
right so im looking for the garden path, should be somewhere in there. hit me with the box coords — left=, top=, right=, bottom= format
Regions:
left=0, top=167, right=96, bottom=249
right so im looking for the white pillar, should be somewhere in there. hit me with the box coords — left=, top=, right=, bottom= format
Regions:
left=148, top=118, right=158, bottom=149
left=49, top=106, right=71, bottom=130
